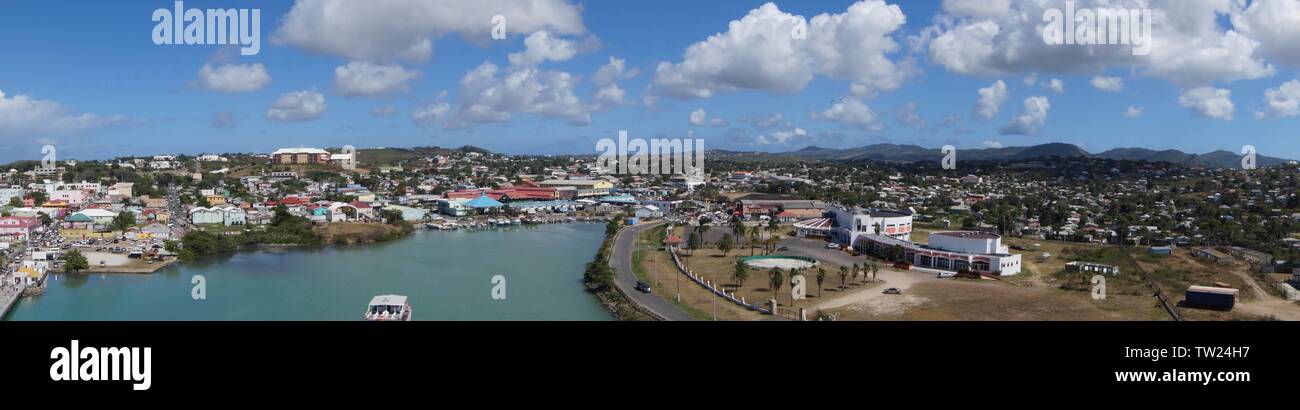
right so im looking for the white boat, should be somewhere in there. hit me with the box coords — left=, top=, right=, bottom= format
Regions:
left=364, top=295, right=412, bottom=321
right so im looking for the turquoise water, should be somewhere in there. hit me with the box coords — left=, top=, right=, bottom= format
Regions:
left=4, top=224, right=614, bottom=321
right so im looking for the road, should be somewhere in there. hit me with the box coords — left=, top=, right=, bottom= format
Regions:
left=609, top=221, right=697, bottom=321
left=776, top=236, right=940, bottom=311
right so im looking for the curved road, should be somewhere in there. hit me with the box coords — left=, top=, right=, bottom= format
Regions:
left=610, top=221, right=697, bottom=321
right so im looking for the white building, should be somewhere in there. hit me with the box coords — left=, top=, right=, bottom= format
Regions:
left=828, top=204, right=913, bottom=246
left=857, top=231, right=1023, bottom=276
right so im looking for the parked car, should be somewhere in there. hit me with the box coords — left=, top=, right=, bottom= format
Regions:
left=825, top=243, right=840, bottom=250
left=882, top=288, right=902, bottom=295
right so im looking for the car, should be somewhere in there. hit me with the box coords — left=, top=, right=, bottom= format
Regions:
left=825, top=243, right=840, bottom=250
left=936, top=271, right=957, bottom=279
left=634, top=281, right=652, bottom=293
left=777, top=246, right=789, bottom=251
left=882, top=288, right=902, bottom=295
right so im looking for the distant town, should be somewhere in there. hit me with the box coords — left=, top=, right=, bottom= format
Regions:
left=3, top=144, right=1300, bottom=321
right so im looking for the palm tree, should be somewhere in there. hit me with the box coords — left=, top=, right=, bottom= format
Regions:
left=815, top=267, right=827, bottom=297
left=732, top=259, right=749, bottom=287
left=869, top=262, right=879, bottom=282
left=769, top=268, right=784, bottom=304
left=852, top=263, right=860, bottom=284
left=718, top=233, right=734, bottom=256
left=765, top=236, right=779, bottom=255
left=748, top=228, right=760, bottom=256
left=838, top=266, right=848, bottom=289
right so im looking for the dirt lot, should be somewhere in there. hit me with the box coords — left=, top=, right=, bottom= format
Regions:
left=824, top=279, right=1173, bottom=321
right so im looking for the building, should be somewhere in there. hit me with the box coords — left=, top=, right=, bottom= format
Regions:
left=828, top=204, right=913, bottom=246
left=272, top=148, right=332, bottom=165
left=1065, top=261, right=1122, bottom=276
left=0, top=216, right=40, bottom=240
left=1192, top=248, right=1233, bottom=265
left=72, top=208, right=117, bottom=225
left=537, top=179, right=612, bottom=198
left=108, top=182, right=134, bottom=197
left=857, top=231, right=1023, bottom=276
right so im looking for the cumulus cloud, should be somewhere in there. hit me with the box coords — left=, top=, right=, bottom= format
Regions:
left=1044, top=78, right=1064, bottom=93
left=1232, top=0, right=1300, bottom=67
left=0, top=89, right=128, bottom=138
left=412, top=101, right=453, bottom=128
left=272, top=0, right=585, bottom=62
left=811, top=97, right=883, bottom=131
left=508, top=31, right=579, bottom=66
left=982, top=139, right=1003, bottom=148
left=450, top=62, right=591, bottom=126
left=1178, top=86, right=1234, bottom=120
left=756, top=127, right=808, bottom=145
left=973, top=80, right=1008, bottom=120
left=999, top=96, right=1050, bottom=135
left=197, top=63, right=271, bottom=92
left=1255, top=79, right=1300, bottom=119
left=1124, top=106, right=1145, bottom=118
left=1091, top=76, right=1125, bottom=92
left=753, top=113, right=784, bottom=129
left=923, top=0, right=1275, bottom=86
left=651, top=1, right=913, bottom=99
left=266, top=90, right=327, bottom=122
left=591, top=57, right=636, bottom=110
left=895, top=102, right=925, bottom=130
left=333, top=62, right=421, bottom=97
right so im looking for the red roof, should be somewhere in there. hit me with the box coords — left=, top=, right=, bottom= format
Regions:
left=279, top=197, right=305, bottom=205
left=350, top=201, right=372, bottom=209
left=0, top=216, right=40, bottom=229
left=776, top=210, right=797, bottom=217
left=664, top=235, right=684, bottom=245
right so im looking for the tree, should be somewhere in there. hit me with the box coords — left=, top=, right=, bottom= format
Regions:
left=852, top=263, right=860, bottom=284
left=687, top=232, right=703, bottom=256
left=732, top=260, right=749, bottom=287
left=63, top=249, right=89, bottom=273
left=718, top=233, right=734, bottom=256
left=768, top=268, right=784, bottom=304
left=195, top=194, right=212, bottom=208
left=838, top=266, right=848, bottom=288
left=815, top=267, right=827, bottom=297
left=37, top=212, right=52, bottom=226
left=869, top=262, right=879, bottom=282
left=749, top=229, right=760, bottom=256
left=6, top=196, right=20, bottom=208
left=109, top=212, right=137, bottom=233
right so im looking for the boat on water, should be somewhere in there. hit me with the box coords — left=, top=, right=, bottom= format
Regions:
left=364, top=295, right=412, bottom=321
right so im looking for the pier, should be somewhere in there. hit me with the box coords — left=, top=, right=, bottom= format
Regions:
left=1, top=280, right=22, bottom=319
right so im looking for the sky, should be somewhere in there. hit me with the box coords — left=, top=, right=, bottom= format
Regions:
left=1, top=0, right=1299, bottom=163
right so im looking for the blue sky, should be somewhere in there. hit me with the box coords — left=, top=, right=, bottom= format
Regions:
left=1, top=0, right=1298, bottom=163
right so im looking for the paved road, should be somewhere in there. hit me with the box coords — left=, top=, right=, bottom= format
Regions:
left=610, top=221, right=697, bottom=321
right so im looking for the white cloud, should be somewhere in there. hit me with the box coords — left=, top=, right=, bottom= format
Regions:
left=508, top=31, right=579, bottom=66
left=811, top=97, right=883, bottom=131
left=272, top=0, right=585, bottom=62
left=895, top=102, right=925, bottom=130
left=1091, top=76, right=1125, bottom=92
left=1124, top=106, right=1144, bottom=118
left=688, top=109, right=707, bottom=126
left=333, top=62, right=421, bottom=97
left=412, top=101, right=452, bottom=128
left=753, top=113, right=784, bottom=129
left=973, top=80, right=1008, bottom=120
left=1255, top=79, right=1300, bottom=119
left=591, top=57, right=635, bottom=110
left=266, top=90, right=327, bottom=122
left=0, top=89, right=128, bottom=138
left=1232, top=0, right=1300, bottom=66
left=756, top=127, right=807, bottom=145
left=923, top=0, right=1275, bottom=86
left=451, top=62, right=591, bottom=126
left=982, top=140, right=1003, bottom=148
left=1000, top=96, right=1050, bottom=135
left=651, top=1, right=913, bottom=99
left=1044, top=78, right=1064, bottom=93
left=197, top=63, right=271, bottom=92
left=1178, top=86, right=1235, bottom=120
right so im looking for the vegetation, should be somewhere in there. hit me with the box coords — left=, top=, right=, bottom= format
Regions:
left=63, top=249, right=89, bottom=273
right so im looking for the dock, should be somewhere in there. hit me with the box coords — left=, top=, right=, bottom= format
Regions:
left=0, top=282, right=22, bottom=319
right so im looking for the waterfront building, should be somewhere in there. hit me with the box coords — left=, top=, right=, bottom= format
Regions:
left=538, top=179, right=613, bottom=198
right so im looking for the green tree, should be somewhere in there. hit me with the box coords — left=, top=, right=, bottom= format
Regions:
left=109, top=211, right=137, bottom=232
left=732, top=259, right=749, bottom=287
left=816, top=267, right=827, bottom=297
left=717, top=233, right=734, bottom=256
left=768, top=268, right=784, bottom=304
left=852, top=263, right=860, bottom=284
left=6, top=196, right=20, bottom=208
left=868, top=262, right=879, bottom=282
left=687, top=232, right=703, bottom=256
left=838, top=265, right=848, bottom=288
left=63, top=249, right=89, bottom=273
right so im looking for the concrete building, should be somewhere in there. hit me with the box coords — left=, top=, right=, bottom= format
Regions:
left=857, top=231, right=1023, bottom=276
left=272, top=148, right=331, bottom=165
left=828, top=204, right=913, bottom=246
left=538, top=179, right=613, bottom=198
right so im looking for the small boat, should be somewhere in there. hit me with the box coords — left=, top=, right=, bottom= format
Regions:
left=364, top=295, right=412, bottom=321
